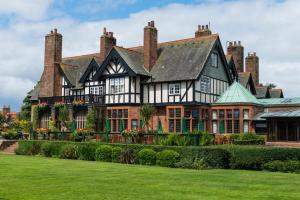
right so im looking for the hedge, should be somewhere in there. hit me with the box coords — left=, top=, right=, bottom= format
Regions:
left=263, top=160, right=300, bottom=173
left=138, top=149, right=156, bottom=165
left=15, top=140, right=300, bottom=172
left=221, top=145, right=300, bottom=170
left=156, top=150, right=180, bottom=167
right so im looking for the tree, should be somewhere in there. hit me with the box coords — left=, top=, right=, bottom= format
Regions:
left=58, top=105, right=69, bottom=131
left=0, top=112, right=5, bottom=128
left=139, top=104, right=155, bottom=133
left=19, top=91, right=32, bottom=121
left=86, top=108, right=97, bottom=132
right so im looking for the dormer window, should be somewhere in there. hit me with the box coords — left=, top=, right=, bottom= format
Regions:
left=169, top=83, right=180, bottom=95
left=211, top=52, right=218, bottom=67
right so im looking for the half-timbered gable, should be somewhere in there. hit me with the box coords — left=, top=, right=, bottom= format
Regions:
left=94, top=47, right=149, bottom=105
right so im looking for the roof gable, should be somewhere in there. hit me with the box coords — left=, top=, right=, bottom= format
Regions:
left=270, top=89, right=284, bottom=98
left=79, top=58, right=100, bottom=83
left=215, top=81, right=259, bottom=104
left=255, top=86, right=271, bottom=99
left=238, top=72, right=256, bottom=95
left=94, top=47, right=149, bottom=79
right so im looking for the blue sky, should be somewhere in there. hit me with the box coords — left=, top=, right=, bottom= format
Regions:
left=0, top=0, right=299, bottom=111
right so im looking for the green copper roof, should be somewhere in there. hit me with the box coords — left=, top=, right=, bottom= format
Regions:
left=216, top=81, right=260, bottom=104
left=258, top=98, right=300, bottom=105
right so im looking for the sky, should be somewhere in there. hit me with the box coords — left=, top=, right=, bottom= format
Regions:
left=0, top=0, right=300, bottom=111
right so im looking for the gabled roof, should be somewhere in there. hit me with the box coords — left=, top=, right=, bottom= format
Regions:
left=114, top=46, right=149, bottom=76
left=28, top=82, right=40, bottom=101
left=215, top=81, right=260, bottom=104
left=60, top=54, right=102, bottom=88
left=270, top=89, right=284, bottom=98
left=238, top=72, right=256, bottom=95
left=255, top=86, right=270, bottom=99
left=148, top=34, right=220, bottom=82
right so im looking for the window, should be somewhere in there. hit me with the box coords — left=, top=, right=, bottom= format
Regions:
left=40, top=112, right=50, bottom=129
left=243, top=109, right=249, bottom=120
left=212, top=121, right=217, bottom=134
left=212, top=110, right=217, bottom=120
left=243, top=121, right=249, bottom=133
left=107, top=109, right=128, bottom=133
left=75, top=110, right=87, bottom=129
left=200, top=76, right=210, bottom=93
left=211, top=53, right=218, bottom=67
left=168, top=108, right=182, bottom=133
left=226, top=110, right=233, bottom=133
left=169, top=83, right=180, bottom=95
left=234, top=109, right=240, bottom=119
left=131, top=119, right=138, bottom=130
left=184, top=108, right=199, bottom=132
left=110, top=77, right=124, bottom=94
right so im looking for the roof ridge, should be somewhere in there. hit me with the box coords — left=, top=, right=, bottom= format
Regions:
left=129, top=34, right=219, bottom=50
left=62, top=53, right=100, bottom=59
left=115, top=46, right=142, bottom=54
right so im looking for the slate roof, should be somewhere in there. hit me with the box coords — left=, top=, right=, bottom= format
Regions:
left=215, top=81, right=260, bottom=104
left=148, top=35, right=219, bottom=82
left=60, top=54, right=102, bottom=88
left=28, top=82, right=40, bottom=101
left=114, top=46, right=149, bottom=76
left=238, top=72, right=256, bottom=95
left=255, top=86, right=270, bottom=99
left=269, top=89, right=284, bottom=98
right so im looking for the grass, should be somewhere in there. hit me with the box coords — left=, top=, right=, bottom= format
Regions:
left=0, top=154, right=300, bottom=200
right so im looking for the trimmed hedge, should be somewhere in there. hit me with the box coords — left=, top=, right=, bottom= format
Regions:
left=233, top=139, right=265, bottom=145
left=263, top=160, right=300, bottom=173
left=15, top=140, right=300, bottom=172
left=95, top=145, right=112, bottom=162
left=59, top=144, right=78, bottom=159
left=156, top=150, right=180, bottom=167
left=222, top=145, right=300, bottom=170
left=138, top=149, right=156, bottom=165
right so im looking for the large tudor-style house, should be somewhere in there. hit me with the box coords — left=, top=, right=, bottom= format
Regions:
left=29, top=21, right=300, bottom=142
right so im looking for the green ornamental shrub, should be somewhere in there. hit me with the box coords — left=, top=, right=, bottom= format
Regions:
left=200, top=132, right=215, bottom=146
left=263, top=160, right=300, bottom=173
left=138, top=149, right=156, bottom=165
left=15, top=140, right=41, bottom=155
left=2, top=130, right=19, bottom=140
left=120, top=148, right=136, bottom=164
left=41, top=142, right=54, bottom=157
left=175, top=159, right=193, bottom=169
left=77, top=143, right=97, bottom=161
left=59, top=144, right=78, bottom=159
left=112, top=147, right=122, bottom=163
left=156, top=150, right=180, bottom=167
left=95, top=145, right=113, bottom=162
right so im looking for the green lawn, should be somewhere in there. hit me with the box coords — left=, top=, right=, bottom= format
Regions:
left=0, top=154, right=300, bottom=200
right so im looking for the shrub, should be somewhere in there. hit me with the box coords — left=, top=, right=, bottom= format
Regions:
left=95, top=145, right=112, bottom=162
left=41, top=142, right=54, bottom=157
left=226, top=146, right=300, bottom=170
left=112, top=147, right=122, bottom=163
left=138, top=149, right=156, bottom=165
left=159, top=134, right=190, bottom=146
left=15, top=141, right=41, bottom=155
left=200, top=132, right=215, bottom=146
left=175, top=159, right=193, bottom=169
left=120, top=147, right=135, bottom=164
left=263, top=160, right=300, bottom=173
left=156, top=150, right=180, bottom=167
left=192, top=159, right=209, bottom=170
left=59, top=144, right=78, bottom=159
left=233, top=139, right=265, bottom=145
left=2, top=130, right=19, bottom=140
left=78, top=143, right=97, bottom=161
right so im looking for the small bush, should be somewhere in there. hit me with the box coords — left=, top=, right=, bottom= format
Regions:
left=156, top=150, right=180, bottom=167
left=78, top=143, right=97, bottom=161
left=15, top=141, right=41, bottom=155
left=233, top=139, right=265, bottom=145
left=2, top=130, right=19, bottom=140
left=59, top=144, right=78, bottom=159
left=41, top=142, right=54, bottom=157
left=95, top=145, right=112, bottom=162
left=159, top=134, right=190, bottom=146
left=138, top=149, right=156, bottom=165
left=112, top=147, right=122, bottom=163
left=192, top=159, right=209, bottom=170
left=120, top=148, right=135, bottom=164
left=263, top=160, right=300, bottom=173
left=175, top=159, right=193, bottom=169
left=200, top=132, right=215, bottom=146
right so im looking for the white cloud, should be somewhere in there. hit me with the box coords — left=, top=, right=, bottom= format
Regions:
left=0, top=0, right=53, bottom=20
left=1, top=0, right=300, bottom=111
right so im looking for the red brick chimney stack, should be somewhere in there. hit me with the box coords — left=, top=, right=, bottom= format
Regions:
left=39, top=29, right=62, bottom=97
left=227, top=41, right=244, bottom=73
left=195, top=24, right=212, bottom=37
left=246, top=52, right=259, bottom=86
left=100, top=27, right=116, bottom=61
left=144, top=20, right=157, bottom=72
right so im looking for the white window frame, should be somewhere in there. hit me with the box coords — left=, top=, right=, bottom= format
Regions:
left=243, top=121, right=249, bottom=133
left=243, top=110, right=249, bottom=120
left=212, top=121, right=217, bottom=134
left=212, top=110, right=217, bottom=120
left=211, top=52, right=218, bottom=67
left=169, top=83, right=180, bottom=95
left=200, top=76, right=210, bottom=93
left=110, top=77, right=125, bottom=94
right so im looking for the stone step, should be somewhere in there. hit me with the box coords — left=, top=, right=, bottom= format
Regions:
left=1, top=141, right=18, bottom=154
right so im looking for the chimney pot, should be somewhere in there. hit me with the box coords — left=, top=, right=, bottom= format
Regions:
left=54, top=28, right=57, bottom=33
left=150, top=20, right=155, bottom=27
left=202, top=25, right=205, bottom=29
left=103, top=27, right=107, bottom=34
left=198, top=25, right=201, bottom=30
left=206, top=25, right=209, bottom=29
